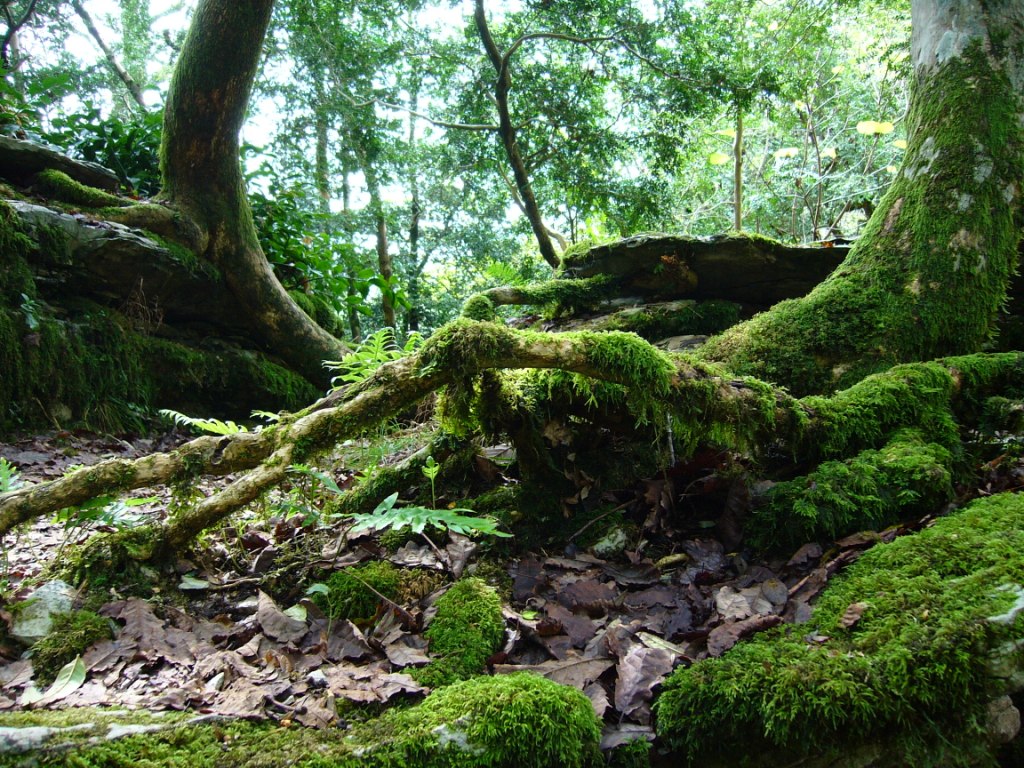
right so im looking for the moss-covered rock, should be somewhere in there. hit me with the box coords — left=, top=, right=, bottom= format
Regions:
left=355, top=672, right=603, bottom=767
left=655, top=492, right=1024, bottom=767
left=415, top=577, right=506, bottom=688
left=34, top=169, right=130, bottom=209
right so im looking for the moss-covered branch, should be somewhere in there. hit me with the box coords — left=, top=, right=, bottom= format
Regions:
left=2, top=321, right=1022, bottom=551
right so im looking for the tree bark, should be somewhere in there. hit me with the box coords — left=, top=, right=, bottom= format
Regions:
left=159, top=0, right=348, bottom=386
left=697, top=0, right=1024, bottom=396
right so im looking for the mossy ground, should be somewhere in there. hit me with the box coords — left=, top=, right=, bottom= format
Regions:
left=414, top=577, right=506, bottom=688
left=30, top=611, right=113, bottom=686
left=655, top=492, right=1024, bottom=767
left=3, top=673, right=601, bottom=768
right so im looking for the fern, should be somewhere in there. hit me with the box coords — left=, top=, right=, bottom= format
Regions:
left=324, top=328, right=424, bottom=389
left=345, top=492, right=511, bottom=538
left=0, top=458, right=23, bottom=493
left=159, top=409, right=249, bottom=435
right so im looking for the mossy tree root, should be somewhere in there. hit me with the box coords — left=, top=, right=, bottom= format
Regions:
left=1, top=321, right=1022, bottom=554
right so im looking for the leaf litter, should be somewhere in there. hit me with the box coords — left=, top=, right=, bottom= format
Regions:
left=0, top=428, right=940, bottom=753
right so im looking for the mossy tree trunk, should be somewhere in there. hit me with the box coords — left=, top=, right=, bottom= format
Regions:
left=698, top=0, right=1024, bottom=396
left=159, top=0, right=348, bottom=386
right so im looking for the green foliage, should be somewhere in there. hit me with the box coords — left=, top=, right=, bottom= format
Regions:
left=656, top=492, right=1024, bottom=766
left=0, top=457, right=23, bottom=492
left=31, top=611, right=112, bottom=686
left=158, top=409, right=249, bottom=435
left=415, top=577, right=506, bottom=688
left=55, top=494, right=156, bottom=535
left=325, top=327, right=424, bottom=388
left=41, top=107, right=163, bottom=196
left=312, top=560, right=401, bottom=622
left=346, top=492, right=512, bottom=539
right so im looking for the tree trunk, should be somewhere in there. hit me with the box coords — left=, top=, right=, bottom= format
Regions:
left=159, top=0, right=348, bottom=386
left=474, top=0, right=561, bottom=270
left=698, top=0, right=1024, bottom=396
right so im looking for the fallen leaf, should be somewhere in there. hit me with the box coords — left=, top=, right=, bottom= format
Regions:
left=27, top=656, right=86, bottom=707
left=256, top=591, right=307, bottom=644
left=493, top=657, right=614, bottom=690
left=840, top=601, right=869, bottom=629
left=614, top=646, right=675, bottom=724
left=707, top=615, right=783, bottom=657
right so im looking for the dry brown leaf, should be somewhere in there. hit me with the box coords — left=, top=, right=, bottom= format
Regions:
left=614, top=645, right=675, bottom=724
left=840, top=601, right=869, bottom=628
left=256, top=591, right=307, bottom=644
left=707, top=615, right=784, bottom=657
left=493, top=657, right=614, bottom=690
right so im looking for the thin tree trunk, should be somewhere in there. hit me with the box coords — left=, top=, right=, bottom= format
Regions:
left=406, top=69, right=423, bottom=333
left=159, top=0, right=348, bottom=386
left=698, top=0, right=1024, bottom=396
left=474, top=0, right=560, bottom=270
left=733, top=106, right=743, bottom=232
left=71, top=0, right=148, bottom=110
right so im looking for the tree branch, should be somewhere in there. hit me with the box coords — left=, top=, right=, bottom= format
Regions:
left=70, top=0, right=148, bottom=110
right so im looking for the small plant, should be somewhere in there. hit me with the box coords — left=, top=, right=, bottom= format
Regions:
left=347, top=492, right=511, bottom=539
left=159, top=409, right=249, bottom=435
left=324, top=328, right=424, bottom=389
left=0, top=458, right=23, bottom=492
left=422, top=455, right=440, bottom=508
left=55, top=495, right=155, bottom=533
left=19, top=293, right=40, bottom=331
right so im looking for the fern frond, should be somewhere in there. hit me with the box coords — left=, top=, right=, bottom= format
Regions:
left=158, top=409, right=249, bottom=435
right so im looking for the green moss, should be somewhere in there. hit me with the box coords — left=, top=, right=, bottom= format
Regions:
left=596, top=299, right=740, bottom=340
left=356, top=672, right=602, bottom=768
left=289, top=290, right=343, bottom=337
left=414, top=577, right=506, bottom=688
left=10, top=674, right=600, bottom=767
left=34, top=169, right=129, bottom=209
left=751, top=428, right=955, bottom=550
left=313, top=561, right=402, bottom=623
left=461, top=293, right=497, bottom=322
left=656, top=492, right=1024, bottom=767
left=31, top=610, right=113, bottom=685
left=60, top=527, right=162, bottom=591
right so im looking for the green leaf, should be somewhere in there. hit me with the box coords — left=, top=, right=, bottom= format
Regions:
left=708, top=151, right=731, bottom=165
left=305, top=583, right=330, bottom=596
left=32, top=656, right=87, bottom=706
left=179, top=574, right=210, bottom=590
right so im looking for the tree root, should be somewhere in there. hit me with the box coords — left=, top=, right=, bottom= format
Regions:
left=2, top=321, right=1021, bottom=556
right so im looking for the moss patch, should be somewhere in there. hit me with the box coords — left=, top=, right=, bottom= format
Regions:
left=31, top=610, right=113, bottom=685
left=656, top=492, right=1024, bottom=767
left=312, top=560, right=402, bottom=623
left=415, top=577, right=506, bottom=688
left=34, top=170, right=130, bottom=209
left=355, top=672, right=602, bottom=767
left=751, top=428, right=955, bottom=550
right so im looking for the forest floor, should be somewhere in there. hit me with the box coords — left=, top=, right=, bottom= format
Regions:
left=1, top=424, right=1019, bottom=761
